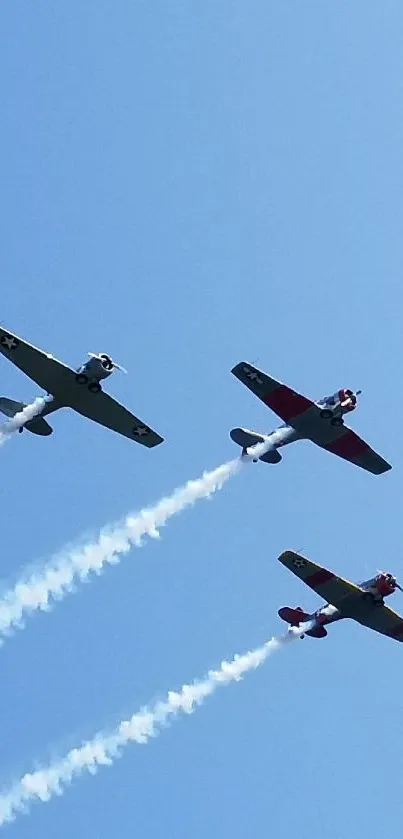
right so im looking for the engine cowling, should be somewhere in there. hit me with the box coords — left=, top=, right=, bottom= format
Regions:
left=320, top=388, right=359, bottom=417
left=77, top=355, right=113, bottom=382
left=337, top=388, right=358, bottom=413
left=99, top=353, right=114, bottom=371
left=75, top=352, right=127, bottom=385
left=374, top=572, right=398, bottom=597
left=361, top=572, right=400, bottom=599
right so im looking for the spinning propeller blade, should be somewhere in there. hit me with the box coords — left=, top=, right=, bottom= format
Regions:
left=112, top=361, right=127, bottom=373
left=88, top=353, right=127, bottom=373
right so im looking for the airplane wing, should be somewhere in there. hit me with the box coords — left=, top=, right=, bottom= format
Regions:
left=349, top=602, right=403, bottom=643
left=72, top=390, right=164, bottom=447
left=278, top=550, right=363, bottom=607
left=231, top=362, right=391, bottom=475
left=315, top=429, right=391, bottom=475
left=231, top=362, right=315, bottom=422
left=0, top=327, right=75, bottom=394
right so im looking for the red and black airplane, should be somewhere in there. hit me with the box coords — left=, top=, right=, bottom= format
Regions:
left=278, top=551, right=403, bottom=642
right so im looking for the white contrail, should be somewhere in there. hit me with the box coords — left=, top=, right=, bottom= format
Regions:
left=0, top=396, right=52, bottom=445
left=0, top=457, right=243, bottom=639
left=0, top=625, right=308, bottom=825
left=243, top=430, right=286, bottom=462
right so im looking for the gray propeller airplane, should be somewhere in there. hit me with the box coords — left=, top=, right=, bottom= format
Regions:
left=278, top=550, right=403, bottom=642
left=230, top=362, right=391, bottom=475
left=0, top=327, right=164, bottom=446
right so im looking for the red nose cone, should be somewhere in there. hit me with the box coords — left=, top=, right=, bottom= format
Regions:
left=339, top=388, right=357, bottom=412
left=376, top=574, right=396, bottom=596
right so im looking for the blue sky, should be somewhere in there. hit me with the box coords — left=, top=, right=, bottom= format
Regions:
left=1, top=0, right=402, bottom=835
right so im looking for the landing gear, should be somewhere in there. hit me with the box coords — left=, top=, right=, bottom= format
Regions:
left=320, top=408, right=343, bottom=426
left=362, top=592, right=384, bottom=607
left=88, top=382, right=102, bottom=393
left=18, top=427, right=23, bottom=433
left=75, top=372, right=101, bottom=392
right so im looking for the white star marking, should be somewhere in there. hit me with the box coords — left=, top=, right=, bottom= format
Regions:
left=293, top=558, right=306, bottom=569
left=133, top=425, right=150, bottom=437
left=1, top=335, right=18, bottom=350
left=243, top=367, right=263, bottom=386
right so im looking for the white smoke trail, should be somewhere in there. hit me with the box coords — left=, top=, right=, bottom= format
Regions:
left=0, top=396, right=52, bottom=445
left=0, top=627, right=306, bottom=825
left=0, top=458, right=243, bottom=639
left=243, top=429, right=286, bottom=462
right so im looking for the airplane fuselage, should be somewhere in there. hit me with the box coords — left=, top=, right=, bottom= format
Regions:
left=253, top=423, right=300, bottom=451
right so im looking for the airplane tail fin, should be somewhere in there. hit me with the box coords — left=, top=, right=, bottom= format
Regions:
left=0, top=398, right=53, bottom=436
left=278, top=607, right=328, bottom=638
left=230, top=428, right=282, bottom=464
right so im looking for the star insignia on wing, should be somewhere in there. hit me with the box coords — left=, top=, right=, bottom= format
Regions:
left=0, top=335, right=19, bottom=351
left=133, top=424, right=150, bottom=437
left=293, top=558, right=306, bottom=569
left=242, top=366, right=263, bottom=386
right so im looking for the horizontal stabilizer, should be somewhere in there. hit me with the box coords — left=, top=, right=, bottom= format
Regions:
left=229, top=428, right=281, bottom=463
left=259, top=449, right=282, bottom=464
left=0, top=397, right=53, bottom=436
left=25, top=417, right=53, bottom=436
left=305, top=626, right=328, bottom=638
left=0, top=397, right=24, bottom=419
left=278, top=606, right=311, bottom=626
left=230, top=427, right=265, bottom=448
left=230, top=428, right=282, bottom=464
left=278, top=606, right=327, bottom=638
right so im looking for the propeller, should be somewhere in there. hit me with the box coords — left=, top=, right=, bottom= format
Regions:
left=109, top=360, right=127, bottom=373
left=376, top=570, right=403, bottom=592
left=340, top=389, right=362, bottom=408
left=88, top=353, right=127, bottom=373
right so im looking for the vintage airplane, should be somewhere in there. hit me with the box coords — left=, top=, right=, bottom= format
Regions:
left=277, top=550, right=403, bottom=642
left=0, top=326, right=164, bottom=446
left=230, top=362, right=391, bottom=475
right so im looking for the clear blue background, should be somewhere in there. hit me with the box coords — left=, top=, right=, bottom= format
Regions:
left=0, top=1, right=402, bottom=836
